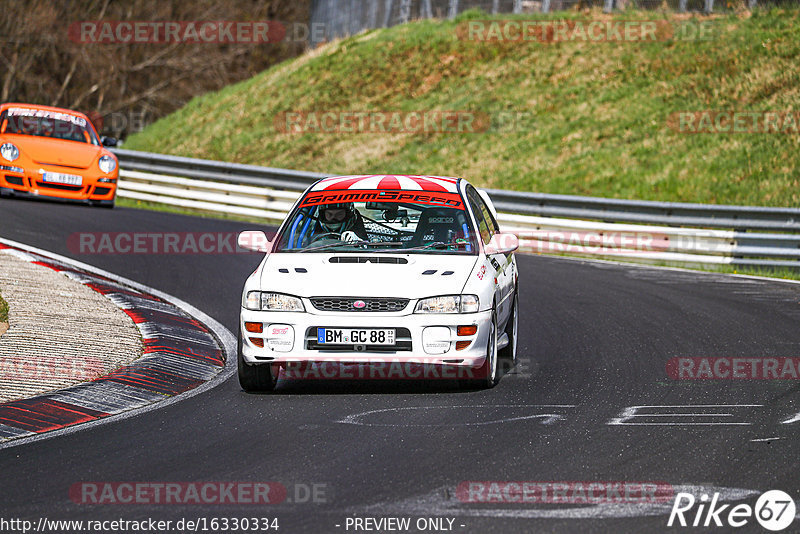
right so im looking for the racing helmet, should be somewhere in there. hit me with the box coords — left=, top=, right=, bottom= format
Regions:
left=319, top=203, right=356, bottom=233
left=20, top=116, right=38, bottom=135
left=40, top=118, right=55, bottom=137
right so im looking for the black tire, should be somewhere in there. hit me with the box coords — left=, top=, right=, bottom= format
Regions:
left=459, top=311, right=498, bottom=390
left=237, top=335, right=278, bottom=392
left=91, top=199, right=115, bottom=209
left=498, top=290, right=518, bottom=366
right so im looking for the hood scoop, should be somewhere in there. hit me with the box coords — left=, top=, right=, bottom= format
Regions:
left=329, top=256, right=408, bottom=264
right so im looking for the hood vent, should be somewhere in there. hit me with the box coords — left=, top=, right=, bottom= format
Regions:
left=329, top=256, right=408, bottom=264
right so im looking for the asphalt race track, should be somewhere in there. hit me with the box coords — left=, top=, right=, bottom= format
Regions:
left=2, top=196, right=800, bottom=533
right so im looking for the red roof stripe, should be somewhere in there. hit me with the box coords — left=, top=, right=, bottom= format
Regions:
left=377, top=176, right=401, bottom=189
left=313, top=175, right=459, bottom=192
left=322, top=176, right=369, bottom=191
left=408, top=176, right=449, bottom=192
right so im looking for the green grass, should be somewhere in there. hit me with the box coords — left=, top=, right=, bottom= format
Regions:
left=124, top=7, right=800, bottom=207
left=0, top=290, right=8, bottom=324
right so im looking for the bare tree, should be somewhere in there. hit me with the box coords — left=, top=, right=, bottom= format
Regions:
left=0, top=0, right=310, bottom=138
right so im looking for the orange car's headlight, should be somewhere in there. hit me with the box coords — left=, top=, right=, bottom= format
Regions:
left=98, top=155, right=117, bottom=174
left=0, top=143, right=19, bottom=162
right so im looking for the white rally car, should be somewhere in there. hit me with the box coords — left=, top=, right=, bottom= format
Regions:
left=237, top=175, right=519, bottom=391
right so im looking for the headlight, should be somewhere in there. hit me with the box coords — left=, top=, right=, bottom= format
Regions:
left=244, top=291, right=305, bottom=312
left=0, top=143, right=19, bottom=162
left=415, top=294, right=479, bottom=314
left=98, top=155, right=117, bottom=174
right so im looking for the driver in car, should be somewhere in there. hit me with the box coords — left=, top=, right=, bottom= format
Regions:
left=316, top=203, right=369, bottom=243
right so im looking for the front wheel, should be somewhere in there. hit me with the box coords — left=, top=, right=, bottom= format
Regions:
left=237, top=336, right=279, bottom=392
left=459, top=312, right=498, bottom=390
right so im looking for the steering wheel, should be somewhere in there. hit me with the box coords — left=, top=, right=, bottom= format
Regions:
left=309, top=232, right=341, bottom=244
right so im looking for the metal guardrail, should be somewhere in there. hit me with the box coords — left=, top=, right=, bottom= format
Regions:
left=112, top=148, right=800, bottom=269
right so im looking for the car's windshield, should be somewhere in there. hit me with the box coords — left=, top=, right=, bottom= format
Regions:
left=0, top=108, right=99, bottom=145
left=275, top=189, right=479, bottom=254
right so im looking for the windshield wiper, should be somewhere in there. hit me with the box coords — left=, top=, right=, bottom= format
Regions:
left=300, top=240, right=404, bottom=252
left=300, top=242, right=355, bottom=252
left=361, top=241, right=404, bottom=248
left=400, top=241, right=471, bottom=253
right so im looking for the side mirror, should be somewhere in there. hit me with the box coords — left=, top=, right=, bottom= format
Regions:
left=238, top=231, right=272, bottom=253
left=485, top=233, right=519, bottom=255
left=101, top=136, right=118, bottom=147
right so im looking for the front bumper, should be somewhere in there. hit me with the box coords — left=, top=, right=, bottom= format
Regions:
left=0, top=166, right=117, bottom=201
left=240, top=307, right=492, bottom=368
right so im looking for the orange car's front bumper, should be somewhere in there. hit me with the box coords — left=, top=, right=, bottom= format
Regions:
left=0, top=165, right=117, bottom=203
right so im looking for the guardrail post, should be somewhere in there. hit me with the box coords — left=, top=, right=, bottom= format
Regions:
left=604, top=0, right=615, bottom=13
left=542, top=0, right=551, bottom=13
left=513, top=0, right=523, bottom=13
left=493, top=0, right=500, bottom=14
left=748, top=0, right=757, bottom=8
left=448, top=0, right=459, bottom=19
left=704, top=0, right=714, bottom=13
left=679, top=0, right=688, bottom=12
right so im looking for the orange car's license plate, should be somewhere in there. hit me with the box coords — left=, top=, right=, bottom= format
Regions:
left=42, top=172, right=82, bottom=186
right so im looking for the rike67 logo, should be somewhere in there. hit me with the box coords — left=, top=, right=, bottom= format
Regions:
left=668, top=490, right=796, bottom=531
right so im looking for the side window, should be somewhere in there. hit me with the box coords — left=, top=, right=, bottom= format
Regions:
left=466, top=186, right=492, bottom=245
left=478, top=197, right=500, bottom=235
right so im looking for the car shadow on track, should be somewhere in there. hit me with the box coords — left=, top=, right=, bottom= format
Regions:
left=241, top=358, right=519, bottom=395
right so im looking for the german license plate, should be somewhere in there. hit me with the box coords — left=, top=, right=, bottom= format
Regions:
left=41, top=172, right=82, bottom=186
left=317, top=328, right=395, bottom=345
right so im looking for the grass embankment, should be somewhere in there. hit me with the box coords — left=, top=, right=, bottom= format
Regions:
left=124, top=7, right=800, bottom=207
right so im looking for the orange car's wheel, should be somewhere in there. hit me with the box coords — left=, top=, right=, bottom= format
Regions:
left=91, top=199, right=115, bottom=209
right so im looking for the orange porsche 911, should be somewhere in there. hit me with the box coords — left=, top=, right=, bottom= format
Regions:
left=0, top=103, right=118, bottom=208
